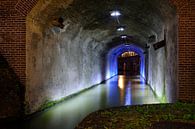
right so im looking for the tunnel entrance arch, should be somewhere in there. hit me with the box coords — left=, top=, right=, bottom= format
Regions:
left=118, top=51, right=140, bottom=76
left=106, top=44, right=145, bottom=80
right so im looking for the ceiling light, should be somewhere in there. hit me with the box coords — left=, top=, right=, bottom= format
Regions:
left=110, top=10, right=121, bottom=17
left=124, top=44, right=131, bottom=46
left=121, top=35, right=127, bottom=39
left=117, top=26, right=125, bottom=32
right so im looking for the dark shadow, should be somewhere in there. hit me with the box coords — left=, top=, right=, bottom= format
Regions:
left=0, top=54, right=25, bottom=121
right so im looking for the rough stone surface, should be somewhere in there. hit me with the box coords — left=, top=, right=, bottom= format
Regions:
left=25, top=0, right=177, bottom=113
left=26, top=18, right=110, bottom=113
left=148, top=14, right=178, bottom=102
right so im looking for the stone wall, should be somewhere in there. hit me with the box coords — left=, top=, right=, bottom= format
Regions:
left=165, top=16, right=178, bottom=102
left=26, top=15, right=110, bottom=113
left=148, top=12, right=178, bottom=102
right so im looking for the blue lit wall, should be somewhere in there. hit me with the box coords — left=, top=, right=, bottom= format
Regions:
left=106, top=44, right=145, bottom=79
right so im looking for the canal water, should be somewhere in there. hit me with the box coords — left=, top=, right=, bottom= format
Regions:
left=10, top=75, right=161, bottom=129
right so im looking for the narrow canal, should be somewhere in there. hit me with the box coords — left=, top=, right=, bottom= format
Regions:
left=20, top=75, right=161, bottom=129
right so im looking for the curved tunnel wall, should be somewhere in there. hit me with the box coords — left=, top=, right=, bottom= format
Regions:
left=106, top=44, right=145, bottom=79
left=26, top=17, right=110, bottom=113
left=25, top=0, right=178, bottom=114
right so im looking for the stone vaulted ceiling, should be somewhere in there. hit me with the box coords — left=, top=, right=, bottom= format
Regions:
left=29, top=0, right=176, bottom=47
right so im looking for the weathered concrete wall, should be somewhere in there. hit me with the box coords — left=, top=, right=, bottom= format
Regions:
left=148, top=38, right=166, bottom=99
left=148, top=14, right=178, bottom=102
left=26, top=17, right=111, bottom=113
left=165, top=15, right=178, bottom=102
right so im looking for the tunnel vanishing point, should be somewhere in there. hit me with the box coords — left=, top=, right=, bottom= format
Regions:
left=0, top=0, right=194, bottom=119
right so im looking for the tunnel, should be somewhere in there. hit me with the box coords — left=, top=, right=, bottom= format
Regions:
left=24, top=0, right=178, bottom=114
left=117, top=51, right=140, bottom=76
left=106, top=44, right=145, bottom=79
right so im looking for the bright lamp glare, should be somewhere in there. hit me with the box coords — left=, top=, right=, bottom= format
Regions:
left=110, top=11, right=121, bottom=17
left=121, top=35, right=127, bottom=39
left=117, top=27, right=125, bottom=32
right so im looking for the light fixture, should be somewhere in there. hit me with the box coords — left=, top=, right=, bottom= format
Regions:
left=120, top=35, right=127, bottom=39
left=110, top=10, right=121, bottom=17
left=124, top=44, right=131, bottom=46
left=117, top=26, right=125, bottom=32
left=117, top=27, right=124, bottom=31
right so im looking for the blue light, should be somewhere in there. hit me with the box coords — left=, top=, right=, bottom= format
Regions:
left=125, top=87, right=131, bottom=105
left=106, top=44, right=146, bottom=80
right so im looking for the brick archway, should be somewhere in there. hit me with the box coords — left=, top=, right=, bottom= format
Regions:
left=0, top=0, right=194, bottom=103
left=15, top=0, right=38, bottom=16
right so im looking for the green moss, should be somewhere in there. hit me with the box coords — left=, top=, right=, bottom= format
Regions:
left=158, top=95, right=167, bottom=103
left=76, top=103, right=195, bottom=129
left=38, top=83, right=101, bottom=111
left=147, top=83, right=168, bottom=104
left=24, top=101, right=30, bottom=114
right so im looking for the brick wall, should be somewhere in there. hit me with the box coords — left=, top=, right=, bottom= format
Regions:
left=0, top=0, right=37, bottom=85
left=170, top=0, right=195, bottom=102
left=0, top=0, right=194, bottom=101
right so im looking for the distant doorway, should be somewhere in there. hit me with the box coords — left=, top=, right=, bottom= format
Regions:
left=118, top=51, right=140, bottom=76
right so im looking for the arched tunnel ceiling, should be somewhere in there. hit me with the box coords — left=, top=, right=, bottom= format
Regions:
left=29, top=0, right=176, bottom=47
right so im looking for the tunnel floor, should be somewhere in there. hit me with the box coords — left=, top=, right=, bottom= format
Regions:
left=8, top=75, right=161, bottom=129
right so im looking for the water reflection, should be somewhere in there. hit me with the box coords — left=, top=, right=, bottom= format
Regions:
left=7, top=75, right=161, bottom=129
